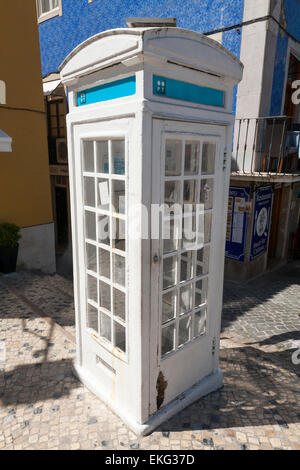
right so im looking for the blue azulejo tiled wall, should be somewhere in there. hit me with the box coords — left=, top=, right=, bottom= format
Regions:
left=39, top=0, right=244, bottom=78
left=270, top=33, right=289, bottom=116
left=284, top=0, right=300, bottom=42
left=270, top=0, right=300, bottom=116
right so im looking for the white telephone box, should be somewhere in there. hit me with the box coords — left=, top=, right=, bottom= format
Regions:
left=60, top=26, right=243, bottom=435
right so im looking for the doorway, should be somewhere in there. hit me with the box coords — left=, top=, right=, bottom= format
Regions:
left=268, top=186, right=283, bottom=262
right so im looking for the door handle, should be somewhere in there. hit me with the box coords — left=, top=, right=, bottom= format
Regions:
left=153, top=254, right=159, bottom=263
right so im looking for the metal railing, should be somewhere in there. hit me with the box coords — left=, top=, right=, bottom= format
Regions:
left=232, top=116, right=300, bottom=174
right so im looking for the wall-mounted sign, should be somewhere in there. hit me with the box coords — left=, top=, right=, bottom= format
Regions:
left=250, top=185, right=273, bottom=261
left=225, top=186, right=250, bottom=262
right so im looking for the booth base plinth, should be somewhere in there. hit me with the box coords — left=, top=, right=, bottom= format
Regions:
left=73, top=363, right=223, bottom=436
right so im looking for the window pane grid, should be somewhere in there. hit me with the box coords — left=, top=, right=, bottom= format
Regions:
left=87, top=299, right=98, bottom=310
left=39, top=0, right=59, bottom=15
left=86, top=270, right=127, bottom=293
left=161, top=136, right=216, bottom=358
left=162, top=241, right=211, bottom=260
left=83, top=138, right=127, bottom=355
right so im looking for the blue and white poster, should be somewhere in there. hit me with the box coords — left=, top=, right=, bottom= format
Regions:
left=250, top=185, right=273, bottom=261
left=225, top=187, right=250, bottom=262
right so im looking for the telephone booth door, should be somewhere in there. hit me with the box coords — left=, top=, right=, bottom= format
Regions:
left=150, top=120, right=226, bottom=412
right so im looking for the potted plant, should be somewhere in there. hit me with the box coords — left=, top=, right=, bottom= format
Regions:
left=0, top=223, right=21, bottom=273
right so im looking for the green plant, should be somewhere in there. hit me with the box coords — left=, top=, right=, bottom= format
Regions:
left=0, top=223, right=21, bottom=248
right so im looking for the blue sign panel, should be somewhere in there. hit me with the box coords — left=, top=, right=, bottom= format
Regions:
left=250, top=185, right=273, bottom=261
left=153, top=75, right=224, bottom=107
left=77, top=76, right=136, bottom=107
left=225, top=187, right=250, bottom=262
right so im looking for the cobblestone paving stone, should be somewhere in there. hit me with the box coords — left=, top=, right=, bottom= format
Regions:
left=0, top=263, right=299, bottom=450
left=222, top=262, right=300, bottom=352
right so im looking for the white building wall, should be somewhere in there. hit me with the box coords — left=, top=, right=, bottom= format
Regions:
left=18, top=222, right=56, bottom=273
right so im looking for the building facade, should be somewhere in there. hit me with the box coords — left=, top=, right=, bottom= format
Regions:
left=37, top=0, right=300, bottom=279
left=0, top=0, right=55, bottom=273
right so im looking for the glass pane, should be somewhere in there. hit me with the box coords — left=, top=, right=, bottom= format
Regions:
left=100, top=311, right=111, bottom=343
left=96, top=141, right=109, bottom=174
left=200, top=179, right=214, bottom=210
left=40, top=0, right=50, bottom=14
left=196, top=212, right=212, bottom=247
left=196, top=246, right=210, bottom=277
left=98, top=247, right=110, bottom=280
left=163, top=218, right=179, bottom=254
left=183, top=180, right=197, bottom=209
left=85, top=211, right=96, bottom=241
left=164, top=181, right=181, bottom=207
left=180, top=284, right=193, bottom=314
left=195, top=278, right=208, bottom=307
left=162, top=290, right=176, bottom=324
left=86, top=243, right=97, bottom=272
left=87, top=303, right=98, bottom=333
left=161, top=324, right=175, bottom=356
left=97, top=178, right=110, bottom=211
left=111, top=180, right=125, bottom=214
left=113, top=288, right=125, bottom=322
left=204, top=212, right=212, bottom=244
left=114, top=322, right=126, bottom=353
left=184, top=141, right=200, bottom=175
left=165, top=140, right=182, bottom=176
left=113, top=254, right=125, bottom=287
left=182, top=215, right=196, bottom=249
left=163, top=256, right=177, bottom=290
left=87, top=275, right=97, bottom=304
left=83, top=141, right=94, bottom=172
left=178, top=315, right=192, bottom=347
left=111, top=140, right=125, bottom=175
left=112, top=217, right=126, bottom=252
left=99, top=281, right=111, bottom=312
left=180, top=251, right=194, bottom=282
left=202, top=143, right=216, bottom=175
left=83, top=177, right=95, bottom=207
left=194, top=308, right=206, bottom=338
left=98, top=215, right=110, bottom=246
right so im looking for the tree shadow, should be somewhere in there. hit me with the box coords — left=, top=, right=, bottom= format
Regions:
left=0, top=289, right=79, bottom=409
left=0, top=271, right=75, bottom=329
left=251, top=330, right=300, bottom=348
left=0, top=358, right=80, bottom=408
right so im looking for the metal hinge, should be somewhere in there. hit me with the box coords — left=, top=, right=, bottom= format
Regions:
left=212, top=337, right=216, bottom=355
left=223, top=150, right=227, bottom=171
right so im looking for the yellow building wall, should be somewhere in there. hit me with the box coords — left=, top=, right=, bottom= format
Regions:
left=0, top=0, right=53, bottom=228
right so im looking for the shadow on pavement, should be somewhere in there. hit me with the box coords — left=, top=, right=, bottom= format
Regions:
left=156, top=344, right=300, bottom=435
left=0, top=358, right=80, bottom=408
left=222, top=261, right=300, bottom=333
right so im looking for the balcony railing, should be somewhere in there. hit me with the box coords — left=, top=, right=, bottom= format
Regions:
left=231, top=116, right=300, bottom=175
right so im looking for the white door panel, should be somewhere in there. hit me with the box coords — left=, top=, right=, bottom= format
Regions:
left=150, top=119, right=226, bottom=415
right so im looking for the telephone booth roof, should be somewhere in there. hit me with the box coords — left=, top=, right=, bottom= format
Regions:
left=60, top=27, right=243, bottom=85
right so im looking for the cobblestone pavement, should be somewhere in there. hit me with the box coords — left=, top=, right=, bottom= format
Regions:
left=0, top=263, right=299, bottom=450
left=222, top=262, right=300, bottom=351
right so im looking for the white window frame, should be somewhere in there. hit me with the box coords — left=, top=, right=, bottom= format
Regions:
left=37, top=0, right=62, bottom=24
left=159, top=134, right=217, bottom=359
left=82, top=136, right=129, bottom=361
left=0, top=80, right=6, bottom=105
